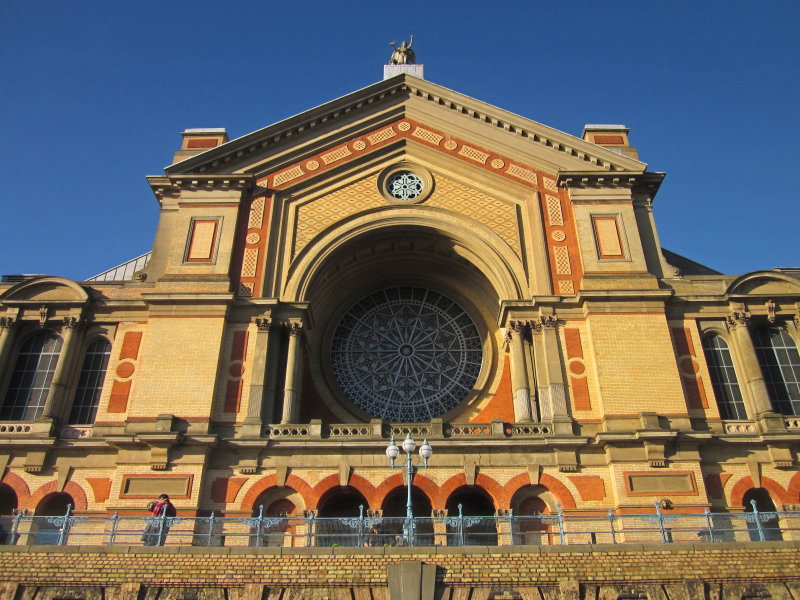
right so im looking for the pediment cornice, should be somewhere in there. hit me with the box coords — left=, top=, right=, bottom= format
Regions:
left=165, top=75, right=647, bottom=178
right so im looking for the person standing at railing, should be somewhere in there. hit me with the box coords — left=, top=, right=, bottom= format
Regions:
left=142, top=494, right=176, bottom=546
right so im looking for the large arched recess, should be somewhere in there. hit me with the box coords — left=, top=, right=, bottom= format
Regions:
left=289, top=210, right=529, bottom=423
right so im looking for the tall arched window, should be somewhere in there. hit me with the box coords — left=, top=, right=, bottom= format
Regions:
left=1, top=332, right=63, bottom=421
left=701, top=334, right=747, bottom=420
left=68, top=338, right=111, bottom=425
left=753, top=326, right=800, bottom=416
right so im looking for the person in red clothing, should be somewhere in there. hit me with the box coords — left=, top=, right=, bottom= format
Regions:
left=142, top=494, right=177, bottom=546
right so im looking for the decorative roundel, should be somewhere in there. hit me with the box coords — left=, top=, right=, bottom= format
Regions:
left=330, top=287, right=483, bottom=422
left=386, top=171, right=424, bottom=201
left=551, top=230, right=566, bottom=242
left=306, top=160, right=320, bottom=171
left=443, top=140, right=458, bottom=150
left=246, top=232, right=261, bottom=245
left=397, top=121, right=412, bottom=132
left=490, top=159, right=505, bottom=169
left=352, top=140, right=366, bottom=151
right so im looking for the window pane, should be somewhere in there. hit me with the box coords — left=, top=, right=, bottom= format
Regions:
left=1, top=333, right=63, bottom=421
left=702, top=334, right=747, bottom=420
left=753, top=326, right=800, bottom=416
left=68, top=339, right=111, bottom=425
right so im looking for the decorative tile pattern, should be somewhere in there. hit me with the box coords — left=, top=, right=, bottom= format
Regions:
left=367, top=127, right=397, bottom=145
left=247, top=197, right=265, bottom=229
left=559, top=280, right=575, bottom=295
left=241, top=248, right=259, bottom=278
left=546, top=195, right=564, bottom=226
left=458, top=145, right=490, bottom=164
left=293, top=175, right=383, bottom=256
left=554, top=246, right=572, bottom=275
left=543, top=177, right=558, bottom=192
left=412, top=127, right=443, bottom=145
left=506, top=164, right=537, bottom=184
left=272, top=166, right=304, bottom=187
left=321, top=146, right=352, bottom=165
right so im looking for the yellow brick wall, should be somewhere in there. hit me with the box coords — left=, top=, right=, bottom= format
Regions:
left=586, top=313, right=686, bottom=415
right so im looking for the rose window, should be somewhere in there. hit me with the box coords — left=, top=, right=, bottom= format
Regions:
left=330, top=287, right=482, bottom=421
left=386, top=171, right=424, bottom=201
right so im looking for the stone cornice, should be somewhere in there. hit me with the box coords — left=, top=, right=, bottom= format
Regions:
left=164, top=74, right=646, bottom=178
left=147, top=174, right=255, bottom=201
left=558, top=170, right=665, bottom=194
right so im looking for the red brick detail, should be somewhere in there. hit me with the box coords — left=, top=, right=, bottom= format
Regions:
left=85, top=478, right=112, bottom=503
left=119, top=332, right=143, bottom=361
left=186, top=138, right=219, bottom=149
left=240, top=474, right=315, bottom=512
left=438, top=473, right=507, bottom=510
left=730, top=476, right=788, bottom=507
left=28, top=481, right=88, bottom=512
left=567, top=475, right=605, bottom=501
left=311, top=474, right=379, bottom=510
left=211, top=477, right=248, bottom=504
left=107, top=380, right=132, bottom=413
left=703, top=473, right=733, bottom=500
left=593, top=135, right=625, bottom=145
left=470, top=355, right=515, bottom=423
left=0, top=471, right=31, bottom=505
left=787, top=472, right=800, bottom=504
left=373, top=473, right=440, bottom=510
left=231, top=331, right=248, bottom=362
left=564, top=328, right=591, bottom=411
left=224, top=380, right=243, bottom=413
left=503, top=472, right=577, bottom=510
left=233, top=194, right=273, bottom=299
left=564, top=329, right=584, bottom=359
left=115, top=362, right=135, bottom=378
left=671, top=327, right=709, bottom=410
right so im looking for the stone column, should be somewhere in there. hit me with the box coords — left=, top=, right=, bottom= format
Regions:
left=508, top=321, right=533, bottom=422
left=726, top=312, right=773, bottom=416
left=541, top=316, right=570, bottom=432
left=0, top=316, right=19, bottom=377
left=240, top=318, right=272, bottom=437
left=280, top=322, right=303, bottom=424
left=42, top=316, right=83, bottom=421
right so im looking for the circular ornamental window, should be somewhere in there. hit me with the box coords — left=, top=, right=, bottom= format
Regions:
left=330, top=287, right=482, bottom=422
left=386, top=171, right=424, bottom=201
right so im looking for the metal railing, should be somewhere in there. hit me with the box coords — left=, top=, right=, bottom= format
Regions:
left=0, top=501, right=797, bottom=549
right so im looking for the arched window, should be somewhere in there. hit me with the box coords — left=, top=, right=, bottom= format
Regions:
left=701, top=334, right=747, bottom=420
left=68, top=338, right=111, bottom=425
left=1, top=332, right=63, bottom=421
left=753, top=326, right=800, bottom=416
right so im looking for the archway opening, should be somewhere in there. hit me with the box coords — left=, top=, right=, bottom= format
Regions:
left=445, top=486, right=497, bottom=546
left=380, top=486, right=434, bottom=546
left=0, top=484, right=18, bottom=545
left=510, top=485, right=551, bottom=545
left=32, top=492, right=74, bottom=545
left=743, top=487, right=782, bottom=541
left=250, top=491, right=298, bottom=548
left=316, top=486, right=369, bottom=547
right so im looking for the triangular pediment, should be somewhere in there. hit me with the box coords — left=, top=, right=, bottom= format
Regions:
left=164, top=75, right=647, bottom=181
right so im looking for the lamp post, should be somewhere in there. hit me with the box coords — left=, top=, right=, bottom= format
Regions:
left=385, top=433, right=432, bottom=546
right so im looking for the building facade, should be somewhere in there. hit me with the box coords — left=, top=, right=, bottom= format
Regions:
left=1, top=72, right=799, bottom=541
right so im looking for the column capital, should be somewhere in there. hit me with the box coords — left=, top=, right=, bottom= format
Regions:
left=254, top=317, right=272, bottom=332
left=538, top=315, right=559, bottom=329
left=725, top=311, right=752, bottom=330
left=286, top=321, right=304, bottom=337
left=0, top=316, right=17, bottom=332
left=62, top=316, right=83, bottom=330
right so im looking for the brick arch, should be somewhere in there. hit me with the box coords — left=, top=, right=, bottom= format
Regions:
left=503, top=472, right=577, bottom=510
left=28, top=481, right=88, bottom=512
left=729, top=476, right=788, bottom=508
left=438, top=473, right=506, bottom=510
left=310, top=474, right=378, bottom=511
left=239, top=474, right=314, bottom=512
left=786, top=472, right=800, bottom=504
left=373, top=473, right=440, bottom=510
left=1, top=471, right=31, bottom=507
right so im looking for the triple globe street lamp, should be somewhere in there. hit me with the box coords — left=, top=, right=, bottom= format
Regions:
left=385, top=433, right=432, bottom=546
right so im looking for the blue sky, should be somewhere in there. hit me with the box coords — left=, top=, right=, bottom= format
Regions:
left=1, top=1, right=798, bottom=281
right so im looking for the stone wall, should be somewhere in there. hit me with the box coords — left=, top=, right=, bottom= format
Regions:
left=1, top=541, right=799, bottom=599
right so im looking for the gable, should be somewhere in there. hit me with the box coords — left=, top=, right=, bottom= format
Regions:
left=164, top=75, right=647, bottom=180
